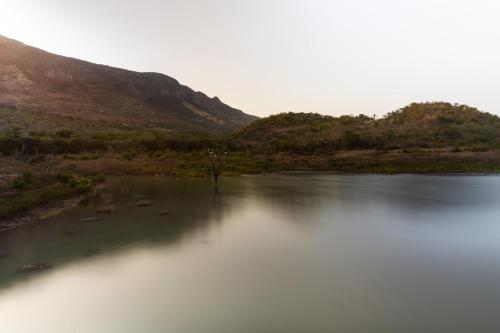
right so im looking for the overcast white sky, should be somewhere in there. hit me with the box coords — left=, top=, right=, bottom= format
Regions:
left=1, top=0, right=499, bottom=117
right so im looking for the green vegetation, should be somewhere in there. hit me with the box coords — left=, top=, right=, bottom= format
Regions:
left=56, top=173, right=105, bottom=193
left=4, top=102, right=500, bottom=165
left=232, top=103, right=500, bottom=153
left=0, top=107, right=219, bottom=157
left=0, top=184, right=80, bottom=218
left=2, top=102, right=500, bottom=167
left=0, top=169, right=105, bottom=220
left=10, top=171, right=32, bottom=189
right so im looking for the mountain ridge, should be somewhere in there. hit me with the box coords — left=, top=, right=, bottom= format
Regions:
left=0, top=34, right=257, bottom=132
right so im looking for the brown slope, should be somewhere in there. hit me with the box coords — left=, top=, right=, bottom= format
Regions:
left=0, top=34, right=257, bottom=132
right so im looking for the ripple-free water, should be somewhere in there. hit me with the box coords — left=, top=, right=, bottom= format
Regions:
left=1, top=174, right=500, bottom=333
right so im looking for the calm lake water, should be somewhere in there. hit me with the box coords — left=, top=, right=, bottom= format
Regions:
left=1, top=174, right=500, bottom=332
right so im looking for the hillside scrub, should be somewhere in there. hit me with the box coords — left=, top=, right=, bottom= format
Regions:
left=232, top=103, right=500, bottom=153
left=1, top=103, right=500, bottom=180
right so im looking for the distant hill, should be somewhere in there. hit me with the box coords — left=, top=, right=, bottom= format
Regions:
left=0, top=35, right=257, bottom=133
left=234, top=102, right=500, bottom=152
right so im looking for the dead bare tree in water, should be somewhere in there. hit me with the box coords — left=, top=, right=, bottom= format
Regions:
left=42, top=150, right=56, bottom=172
left=208, top=148, right=226, bottom=184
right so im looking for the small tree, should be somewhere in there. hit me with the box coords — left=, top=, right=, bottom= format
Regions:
left=208, top=148, right=226, bottom=184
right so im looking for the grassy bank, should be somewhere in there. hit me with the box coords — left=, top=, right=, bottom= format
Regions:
left=0, top=166, right=104, bottom=224
left=0, top=184, right=81, bottom=219
left=6, top=148, right=498, bottom=178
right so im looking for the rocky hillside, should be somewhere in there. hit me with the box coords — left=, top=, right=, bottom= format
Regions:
left=0, top=35, right=257, bottom=133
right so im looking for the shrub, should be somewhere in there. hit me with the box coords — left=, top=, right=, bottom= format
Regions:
left=10, top=171, right=32, bottom=189
left=56, top=172, right=74, bottom=184
left=56, top=173, right=99, bottom=192
left=91, top=174, right=106, bottom=183
left=55, top=130, right=75, bottom=139
left=68, top=176, right=93, bottom=193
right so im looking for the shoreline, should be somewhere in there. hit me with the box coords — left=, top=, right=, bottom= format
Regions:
left=2, top=146, right=500, bottom=235
left=258, top=170, right=500, bottom=176
left=0, top=183, right=105, bottom=236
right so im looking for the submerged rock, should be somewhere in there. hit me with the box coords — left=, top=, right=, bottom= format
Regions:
left=136, top=199, right=153, bottom=207
left=63, top=228, right=83, bottom=235
left=96, top=204, right=116, bottom=214
left=102, top=198, right=114, bottom=205
left=17, top=263, right=51, bottom=273
left=80, top=217, right=101, bottom=222
left=83, top=248, right=103, bottom=258
left=159, top=210, right=169, bottom=216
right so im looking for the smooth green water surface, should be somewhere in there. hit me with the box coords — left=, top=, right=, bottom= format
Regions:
left=1, top=174, right=500, bottom=332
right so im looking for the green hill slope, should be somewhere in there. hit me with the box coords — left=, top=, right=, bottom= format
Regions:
left=233, top=102, right=500, bottom=153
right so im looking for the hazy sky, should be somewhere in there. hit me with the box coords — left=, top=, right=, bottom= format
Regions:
left=1, top=0, right=499, bottom=117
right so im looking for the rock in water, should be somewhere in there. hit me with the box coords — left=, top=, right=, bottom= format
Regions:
left=64, top=229, right=83, bottom=235
left=96, top=204, right=116, bottom=214
left=136, top=199, right=153, bottom=207
left=80, top=217, right=101, bottom=222
left=17, top=263, right=51, bottom=273
left=83, top=248, right=103, bottom=258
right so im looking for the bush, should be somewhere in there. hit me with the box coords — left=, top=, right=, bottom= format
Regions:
left=55, top=130, right=75, bottom=139
left=56, top=172, right=74, bottom=184
left=10, top=171, right=32, bottom=189
left=91, top=174, right=106, bottom=183
left=68, top=176, right=93, bottom=193
left=56, top=173, right=98, bottom=192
